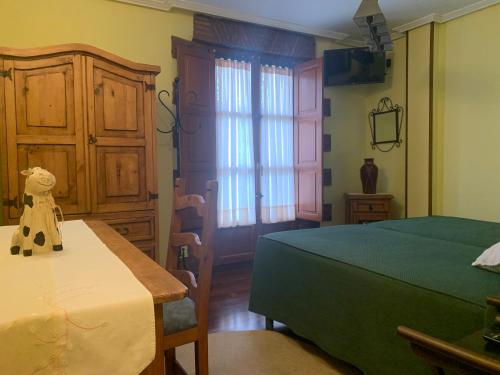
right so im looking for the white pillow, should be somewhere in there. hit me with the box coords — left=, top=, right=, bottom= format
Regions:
left=472, top=242, right=500, bottom=273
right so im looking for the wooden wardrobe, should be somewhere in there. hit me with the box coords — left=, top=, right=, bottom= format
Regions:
left=0, top=44, right=160, bottom=260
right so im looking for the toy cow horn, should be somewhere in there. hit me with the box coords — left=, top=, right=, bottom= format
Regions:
left=21, top=168, right=34, bottom=176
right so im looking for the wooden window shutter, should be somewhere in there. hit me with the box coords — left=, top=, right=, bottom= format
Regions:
left=293, top=59, right=323, bottom=222
left=175, top=40, right=216, bottom=229
left=175, top=41, right=216, bottom=195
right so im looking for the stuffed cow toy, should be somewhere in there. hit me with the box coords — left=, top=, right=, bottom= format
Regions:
left=10, top=167, right=63, bottom=256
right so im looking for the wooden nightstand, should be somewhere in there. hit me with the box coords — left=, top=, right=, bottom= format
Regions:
left=344, top=193, right=393, bottom=224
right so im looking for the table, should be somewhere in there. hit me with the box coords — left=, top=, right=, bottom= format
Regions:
left=85, top=220, right=187, bottom=375
left=344, top=193, right=393, bottom=224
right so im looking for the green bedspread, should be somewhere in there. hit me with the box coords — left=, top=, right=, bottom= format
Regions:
left=249, top=216, right=500, bottom=375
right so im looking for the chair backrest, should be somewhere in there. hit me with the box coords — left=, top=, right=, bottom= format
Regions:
left=167, top=178, right=218, bottom=333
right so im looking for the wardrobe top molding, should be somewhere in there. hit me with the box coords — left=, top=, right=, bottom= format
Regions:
left=0, top=43, right=161, bottom=74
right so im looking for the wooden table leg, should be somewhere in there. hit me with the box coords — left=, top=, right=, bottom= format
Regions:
left=141, top=304, right=165, bottom=375
left=153, top=304, right=165, bottom=374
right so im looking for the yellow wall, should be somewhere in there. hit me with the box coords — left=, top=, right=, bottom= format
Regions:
left=323, top=5, right=500, bottom=223
left=433, top=3, right=500, bottom=221
left=363, top=4, right=500, bottom=222
left=317, top=38, right=409, bottom=224
left=365, top=37, right=407, bottom=219
left=316, top=38, right=367, bottom=225
left=368, top=3, right=500, bottom=222
left=325, top=86, right=367, bottom=224
left=365, top=4, right=500, bottom=222
left=318, top=37, right=408, bottom=223
left=0, top=0, right=194, bottom=264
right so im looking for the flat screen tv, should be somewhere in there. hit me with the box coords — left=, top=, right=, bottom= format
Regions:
left=324, top=48, right=386, bottom=86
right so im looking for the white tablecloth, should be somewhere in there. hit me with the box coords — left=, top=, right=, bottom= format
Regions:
left=0, top=220, right=155, bottom=375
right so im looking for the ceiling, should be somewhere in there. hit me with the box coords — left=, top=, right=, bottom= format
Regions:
left=118, top=0, right=499, bottom=41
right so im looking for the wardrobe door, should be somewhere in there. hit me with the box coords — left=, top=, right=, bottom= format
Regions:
left=0, top=57, right=6, bottom=222
left=86, top=57, right=156, bottom=213
left=2, top=55, right=88, bottom=220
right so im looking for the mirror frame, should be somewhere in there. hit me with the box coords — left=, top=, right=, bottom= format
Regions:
left=369, top=97, right=404, bottom=152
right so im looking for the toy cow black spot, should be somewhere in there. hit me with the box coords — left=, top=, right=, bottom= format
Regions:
left=10, top=167, right=63, bottom=256
left=24, top=193, right=34, bottom=208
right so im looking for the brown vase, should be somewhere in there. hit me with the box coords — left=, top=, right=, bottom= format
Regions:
left=360, top=158, right=378, bottom=194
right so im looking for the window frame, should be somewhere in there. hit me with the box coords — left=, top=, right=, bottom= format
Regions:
left=172, top=36, right=323, bottom=226
left=214, top=51, right=298, bottom=227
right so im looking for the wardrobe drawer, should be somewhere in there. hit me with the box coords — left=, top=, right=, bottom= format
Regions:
left=106, top=215, right=155, bottom=242
left=132, top=240, right=157, bottom=260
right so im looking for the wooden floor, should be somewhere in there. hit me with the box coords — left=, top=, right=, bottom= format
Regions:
left=208, top=261, right=265, bottom=333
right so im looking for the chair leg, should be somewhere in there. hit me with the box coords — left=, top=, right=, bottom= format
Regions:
left=194, top=336, right=209, bottom=375
left=165, top=348, right=176, bottom=375
left=430, top=366, right=445, bottom=375
left=265, top=317, right=274, bottom=331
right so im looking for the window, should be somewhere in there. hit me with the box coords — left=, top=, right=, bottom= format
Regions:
left=175, top=41, right=324, bottom=240
left=260, top=65, right=295, bottom=224
left=215, top=59, right=256, bottom=228
left=215, top=58, right=295, bottom=228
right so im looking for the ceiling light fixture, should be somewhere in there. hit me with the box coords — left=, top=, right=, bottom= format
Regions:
left=353, top=0, right=393, bottom=52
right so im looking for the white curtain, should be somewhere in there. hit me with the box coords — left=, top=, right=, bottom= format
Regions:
left=215, top=58, right=256, bottom=228
left=260, top=65, right=296, bottom=224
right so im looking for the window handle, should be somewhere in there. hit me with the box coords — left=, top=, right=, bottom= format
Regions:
left=256, top=163, right=263, bottom=176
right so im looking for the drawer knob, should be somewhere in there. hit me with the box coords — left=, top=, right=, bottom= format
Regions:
left=116, top=227, right=130, bottom=236
left=369, top=204, right=373, bottom=211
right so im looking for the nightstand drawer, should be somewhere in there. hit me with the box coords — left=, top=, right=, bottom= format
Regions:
left=353, top=200, right=389, bottom=213
left=344, top=193, right=393, bottom=224
left=353, top=213, right=390, bottom=224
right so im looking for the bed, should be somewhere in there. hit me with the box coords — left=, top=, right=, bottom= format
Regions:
left=248, top=216, right=500, bottom=375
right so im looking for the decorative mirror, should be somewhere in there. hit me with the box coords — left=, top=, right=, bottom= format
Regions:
left=369, top=97, right=404, bottom=152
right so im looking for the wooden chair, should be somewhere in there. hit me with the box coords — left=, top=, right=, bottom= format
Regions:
left=163, top=178, right=218, bottom=375
left=397, top=326, right=500, bottom=375
left=397, top=297, right=500, bottom=375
